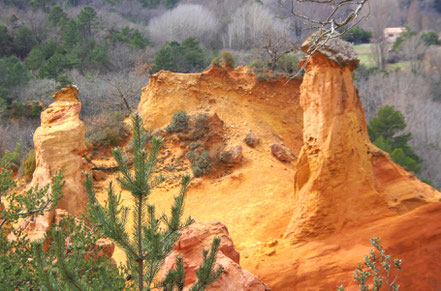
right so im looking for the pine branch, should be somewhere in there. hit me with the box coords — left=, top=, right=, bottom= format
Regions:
left=53, top=227, right=86, bottom=291
left=190, top=237, right=223, bottom=291
left=32, top=242, right=55, bottom=291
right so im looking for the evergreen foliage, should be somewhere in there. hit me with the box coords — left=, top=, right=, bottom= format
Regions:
left=84, top=114, right=222, bottom=290
left=109, top=26, right=149, bottom=49
left=1, top=116, right=222, bottom=290
left=63, top=19, right=81, bottom=49
left=77, top=6, right=98, bottom=39
left=419, top=32, right=440, bottom=46
left=0, top=25, right=13, bottom=57
left=0, top=56, right=30, bottom=98
left=31, top=215, right=126, bottom=290
left=368, top=105, right=422, bottom=173
left=342, top=26, right=372, bottom=44
left=0, top=143, right=63, bottom=289
left=0, top=146, right=63, bottom=230
left=30, top=0, right=54, bottom=12
left=13, top=25, right=37, bottom=58
left=338, top=237, right=402, bottom=291
left=38, top=53, right=74, bottom=79
left=48, top=5, right=68, bottom=26
left=140, top=0, right=178, bottom=9
left=153, top=37, right=207, bottom=73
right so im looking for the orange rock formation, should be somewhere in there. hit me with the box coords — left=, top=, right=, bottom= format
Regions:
left=284, top=38, right=440, bottom=242
left=32, top=85, right=87, bottom=217
left=19, top=86, right=88, bottom=241
left=116, top=41, right=441, bottom=290
left=162, top=221, right=270, bottom=290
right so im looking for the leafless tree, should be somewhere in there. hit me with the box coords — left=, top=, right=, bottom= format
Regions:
left=0, top=122, right=37, bottom=159
left=399, top=35, right=428, bottom=73
left=277, top=0, right=369, bottom=73
left=261, top=31, right=296, bottom=71
left=70, top=70, right=147, bottom=118
left=148, top=4, right=220, bottom=48
left=227, top=3, right=290, bottom=50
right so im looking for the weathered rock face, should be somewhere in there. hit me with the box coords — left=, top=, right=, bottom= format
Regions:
left=284, top=38, right=441, bottom=242
left=162, top=221, right=270, bottom=291
left=135, top=65, right=303, bottom=259
left=120, top=54, right=441, bottom=290
left=32, top=85, right=87, bottom=216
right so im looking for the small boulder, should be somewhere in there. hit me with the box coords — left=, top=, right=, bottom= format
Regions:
left=162, top=221, right=270, bottom=291
left=271, top=144, right=293, bottom=162
left=220, top=145, right=243, bottom=164
left=244, top=132, right=259, bottom=147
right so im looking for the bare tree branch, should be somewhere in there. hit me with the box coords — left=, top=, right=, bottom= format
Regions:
left=277, top=0, right=369, bottom=75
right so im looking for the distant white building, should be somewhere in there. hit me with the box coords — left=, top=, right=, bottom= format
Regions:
left=384, top=27, right=405, bottom=42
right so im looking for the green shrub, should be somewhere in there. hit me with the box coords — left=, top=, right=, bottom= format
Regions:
left=255, top=71, right=268, bottom=81
left=341, top=26, right=372, bottom=44
left=420, top=32, right=440, bottom=46
left=338, top=237, right=402, bottom=291
left=220, top=50, right=235, bottom=68
left=0, top=56, right=30, bottom=98
left=109, top=26, right=148, bottom=49
left=276, top=53, right=299, bottom=74
left=186, top=151, right=211, bottom=177
left=166, top=111, right=189, bottom=133
left=153, top=37, right=207, bottom=73
left=22, top=150, right=36, bottom=182
left=211, top=56, right=222, bottom=67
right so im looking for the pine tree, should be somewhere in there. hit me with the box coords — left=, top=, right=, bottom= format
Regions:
left=62, top=19, right=80, bottom=49
left=13, top=25, right=37, bottom=58
left=84, top=114, right=222, bottom=290
left=368, top=105, right=422, bottom=174
left=2, top=115, right=222, bottom=290
left=77, top=6, right=98, bottom=40
left=48, top=5, right=68, bottom=27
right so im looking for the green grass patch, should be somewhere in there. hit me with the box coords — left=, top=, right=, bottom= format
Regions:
left=358, top=54, right=375, bottom=67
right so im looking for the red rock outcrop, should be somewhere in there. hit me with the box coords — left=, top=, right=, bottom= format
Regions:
left=32, top=85, right=87, bottom=217
left=284, top=38, right=441, bottom=242
left=162, top=221, right=270, bottom=291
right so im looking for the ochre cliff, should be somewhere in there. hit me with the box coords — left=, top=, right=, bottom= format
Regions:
left=95, top=48, right=441, bottom=290
left=32, top=85, right=87, bottom=216
left=134, top=65, right=303, bottom=247
left=284, top=38, right=440, bottom=242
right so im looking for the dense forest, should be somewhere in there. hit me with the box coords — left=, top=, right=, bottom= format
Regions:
left=1, top=0, right=441, bottom=186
